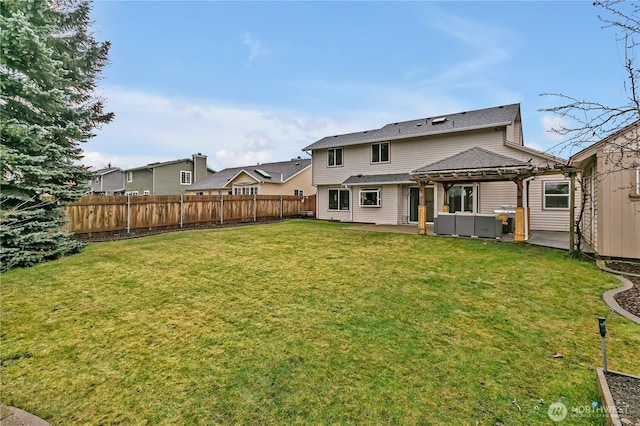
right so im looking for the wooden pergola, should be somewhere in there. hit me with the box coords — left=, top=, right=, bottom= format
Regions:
left=411, top=150, right=580, bottom=247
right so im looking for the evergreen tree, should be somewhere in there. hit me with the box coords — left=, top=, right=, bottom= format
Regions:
left=0, top=0, right=113, bottom=271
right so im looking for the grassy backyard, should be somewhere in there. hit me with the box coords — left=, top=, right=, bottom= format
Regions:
left=1, top=220, right=638, bottom=425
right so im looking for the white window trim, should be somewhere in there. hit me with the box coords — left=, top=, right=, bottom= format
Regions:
left=126, top=171, right=133, bottom=183
left=180, top=170, right=192, bottom=185
left=327, top=147, right=343, bottom=167
left=371, top=142, right=390, bottom=164
left=636, top=169, right=640, bottom=195
left=359, top=188, right=381, bottom=207
left=233, top=185, right=258, bottom=195
left=328, top=188, right=350, bottom=211
left=143, top=190, right=150, bottom=196
left=543, top=181, right=570, bottom=210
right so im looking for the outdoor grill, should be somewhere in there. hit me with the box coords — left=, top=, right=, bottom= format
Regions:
left=494, top=205, right=516, bottom=234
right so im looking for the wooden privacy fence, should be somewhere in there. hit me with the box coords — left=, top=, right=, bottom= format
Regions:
left=62, top=194, right=316, bottom=235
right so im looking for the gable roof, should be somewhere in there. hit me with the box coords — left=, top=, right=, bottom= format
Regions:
left=412, top=146, right=530, bottom=174
left=125, top=158, right=194, bottom=172
left=125, top=158, right=215, bottom=173
left=570, top=120, right=640, bottom=164
left=92, top=167, right=123, bottom=176
left=189, top=158, right=311, bottom=190
left=303, top=104, right=520, bottom=151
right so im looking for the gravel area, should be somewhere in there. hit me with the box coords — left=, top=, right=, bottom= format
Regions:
left=606, top=372, right=640, bottom=426
left=606, top=261, right=640, bottom=318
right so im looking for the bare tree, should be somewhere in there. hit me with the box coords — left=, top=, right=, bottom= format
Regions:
left=541, top=0, right=640, bottom=169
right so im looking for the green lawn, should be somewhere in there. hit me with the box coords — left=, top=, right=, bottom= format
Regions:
left=1, top=220, right=638, bottom=425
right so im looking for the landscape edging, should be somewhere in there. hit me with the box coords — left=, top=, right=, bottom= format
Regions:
left=596, top=260, right=640, bottom=325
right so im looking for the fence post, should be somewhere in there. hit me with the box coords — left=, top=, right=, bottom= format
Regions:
left=220, top=194, right=224, bottom=224
left=253, top=193, right=257, bottom=222
left=126, top=194, right=131, bottom=233
left=180, top=192, right=184, bottom=229
left=280, top=195, right=283, bottom=219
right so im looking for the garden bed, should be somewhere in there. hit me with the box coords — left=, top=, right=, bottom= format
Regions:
left=599, top=260, right=640, bottom=425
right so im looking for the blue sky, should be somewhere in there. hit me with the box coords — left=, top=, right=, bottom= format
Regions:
left=86, top=1, right=627, bottom=171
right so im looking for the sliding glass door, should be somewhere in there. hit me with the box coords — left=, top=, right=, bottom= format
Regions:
left=447, top=185, right=476, bottom=213
left=409, top=186, right=434, bottom=222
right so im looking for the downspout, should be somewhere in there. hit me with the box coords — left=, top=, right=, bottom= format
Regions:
left=343, top=184, right=353, bottom=222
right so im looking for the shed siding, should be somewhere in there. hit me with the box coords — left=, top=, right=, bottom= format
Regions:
left=598, top=155, right=640, bottom=258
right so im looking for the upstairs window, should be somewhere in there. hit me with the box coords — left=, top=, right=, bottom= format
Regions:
left=371, top=142, right=389, bottom=163
left=543, top=181, right=570, bottom=209
left=328, top=148, right=343, bottom=167
left=180, top=170, right=192, bottom=185
left=635, top=169, right=640, bottom=195
left=127, top=171, right=133, bottom=182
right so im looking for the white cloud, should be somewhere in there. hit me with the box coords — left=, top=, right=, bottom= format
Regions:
left=82, top=86, right=378, bottom=171
left=540, top=115, right=570, bottom=142
left=243, top=33, right=270, bottom=62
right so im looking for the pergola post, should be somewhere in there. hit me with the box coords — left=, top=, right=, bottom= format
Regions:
left=514, top=178, right=525, bottom=242
left=418, top=181, right=427, bottom=235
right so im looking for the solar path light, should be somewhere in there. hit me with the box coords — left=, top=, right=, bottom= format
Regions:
left=598, top=317, right=607, bottom=373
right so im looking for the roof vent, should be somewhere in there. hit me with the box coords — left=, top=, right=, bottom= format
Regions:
left=416, top=122, right=422, bottom=127
left=431, top=117, right=447, bottom=125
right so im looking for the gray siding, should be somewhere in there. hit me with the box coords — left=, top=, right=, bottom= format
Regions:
left=153, top=161, right=195, bottom=195
left=102, top=171, right=124, bottom=194
left=125, top=169, right=153, bottom=194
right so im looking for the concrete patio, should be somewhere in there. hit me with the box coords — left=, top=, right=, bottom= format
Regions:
left=344, top=224, right=593, bottom=253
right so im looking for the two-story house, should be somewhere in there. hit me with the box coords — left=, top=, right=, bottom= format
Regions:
left=88, top=167, right=125, bottom=195
left=124, top=153, right=214, bottom=195
left=303, top=104, right=574, bottom=234
left=186, top=157, right=314, bottom=196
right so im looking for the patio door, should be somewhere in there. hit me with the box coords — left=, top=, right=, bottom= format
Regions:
left=409, top=186, right=434, bottom=223
left=448, top=185, right=476, bottom=213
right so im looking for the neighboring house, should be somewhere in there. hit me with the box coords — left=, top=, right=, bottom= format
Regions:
left=88, top=167, right=125, bottom=195
left=186, top=157, right=314, bottom=196
left=570, top=122, right=640, bottom=259
left=124, top=153, right=214, bottom=195
left=303, top=103, right=574, bottom=233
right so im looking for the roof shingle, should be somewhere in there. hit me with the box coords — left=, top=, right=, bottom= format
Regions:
left=303, top=104, right=520, bottom=151
left=411, top=147, right=530, bottom=174
left=189, top=158, right=311, bottom=190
